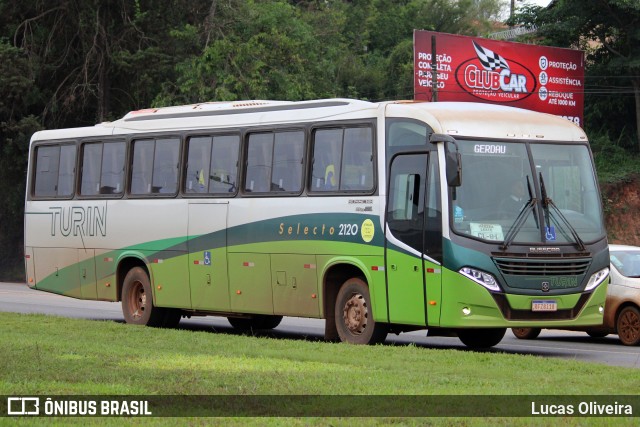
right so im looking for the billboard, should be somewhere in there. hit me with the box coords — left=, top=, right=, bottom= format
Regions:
left=414, top=30, right=584, bottom=126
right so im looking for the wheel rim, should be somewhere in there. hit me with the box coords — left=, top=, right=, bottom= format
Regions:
left=512, top=328, right=528, bottom=336
left=618, top=309, right=640, bottom=344
left=127, top=280, right=146, bottom=320
left=342, top=292, right=368, bottom=335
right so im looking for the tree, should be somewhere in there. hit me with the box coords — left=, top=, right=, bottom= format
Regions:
left=511, top=0, right=640, bottom=151
left=154, top=0, right=348, bottom=105
left=0, top=1, right=209, bottom=279
left=363, top=0, right=506, bottom=99
left=0, top=41, right=41, bottom=279
left=158, top=0, right=506, bottom=104
left=8, top=0, right=210, bottom=127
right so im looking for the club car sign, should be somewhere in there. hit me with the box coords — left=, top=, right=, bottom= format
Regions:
left=414, top=31, right=584, bottom=126
left=462, top=40, right=535, bottom=100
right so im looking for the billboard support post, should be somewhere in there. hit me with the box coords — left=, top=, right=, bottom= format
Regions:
left=431, top=35, right=438, bottom=102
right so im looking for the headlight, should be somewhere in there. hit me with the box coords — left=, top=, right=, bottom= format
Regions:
left=459, top=267, right=501, bottom=292
left=584, top=267, right=609, bottom=292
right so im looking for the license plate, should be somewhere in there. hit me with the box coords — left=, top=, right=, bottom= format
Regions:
left=532, top=300, right=557, bottom=312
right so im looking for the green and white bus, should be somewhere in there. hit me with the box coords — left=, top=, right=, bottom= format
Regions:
left=24, top=99, right=609, bottom=348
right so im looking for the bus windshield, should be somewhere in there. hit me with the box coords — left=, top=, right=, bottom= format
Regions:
left=451, top=140, right=605, bottom=245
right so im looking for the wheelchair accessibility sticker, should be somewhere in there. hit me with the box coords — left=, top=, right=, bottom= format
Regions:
left=545, top=226, right=556, bottom=241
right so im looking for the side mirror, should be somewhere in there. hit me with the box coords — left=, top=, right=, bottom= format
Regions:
left=430, top=133, right=462, bottom=187
left=446, top=149, right=462, bottom=187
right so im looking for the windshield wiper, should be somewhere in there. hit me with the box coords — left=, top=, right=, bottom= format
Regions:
left=539, top=172, right=586, bottom=252
left=500, top=176, right=537, bottom=250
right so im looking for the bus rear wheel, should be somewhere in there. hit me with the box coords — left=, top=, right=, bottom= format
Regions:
left=227, top=315, right=283, bottom=331
left=457, top=328, right=506, bottom=349
left=335, top=277, right=387, bottom=345
left=121, top=267, right=166, bottom=327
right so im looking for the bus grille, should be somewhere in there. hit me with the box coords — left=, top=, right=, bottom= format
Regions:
left=493, top=257, right=591, bottom=276
left=492, top=293, right=591, bottom=320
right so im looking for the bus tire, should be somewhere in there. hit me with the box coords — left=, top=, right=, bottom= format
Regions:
left=585, top=330, right=608, bottom=338
left=163, top=308, right=182, bottom=328
left=511, top=327, right=541, bottom=340
left=335, top=277, right=387, bottom=345
left=227, top=315, right=283, bottom=331
left=121, top=267, right=166, bottom=327
left=457, top=328, right=506, bottom=349
left=616, top=306, right=640, bottom=346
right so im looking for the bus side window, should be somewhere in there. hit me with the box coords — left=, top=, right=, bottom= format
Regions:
left=210, top=134, right=239, bottom=194
left=245, top=133, right=273, bottom=193
left=387, top=154, right=427, bottom=254
left=33, top=144, right=77, bottom=198
left=341, top=127, right=373, bottom=191
left=152, top=138, right=180, bottom=194
left=185, top=134, right=239, bottom=195
left=80, top=143, right=103, bottom=196
left=57, top=145, right=77, bottom=197
left=100, top=142, right=125, bottom=194
left=391, top=173, right=420, bottom=221
left=79, top=141, right=125, bottom=196
left=311, top=128, right=342, bottom=191
left=34, top=145, right=61, bottom=197
left=130, top=137, right=179, bottom=195
left=186, top=136, right=212, bottom=193
left=272, top=131, right=304, bottom=192
left=131, top=139, right=154, bottom=195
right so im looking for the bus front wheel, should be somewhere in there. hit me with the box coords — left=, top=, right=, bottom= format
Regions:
left=335, top=277, right=387, bottom=345
left=511, top=327, right=541, bottom=340
left=457, top=328, right=506, bottom=349
left=585, top=330, right=608, bottom=338
left=121, top=267, right=166, bottom=327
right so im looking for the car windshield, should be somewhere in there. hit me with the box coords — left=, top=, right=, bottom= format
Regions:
left=451, top=140, right=605, bottom=245
left=611, top=250, right=640, bottom=278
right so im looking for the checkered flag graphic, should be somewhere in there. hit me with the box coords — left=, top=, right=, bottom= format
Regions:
left=472, top=40, right=509, bottom=71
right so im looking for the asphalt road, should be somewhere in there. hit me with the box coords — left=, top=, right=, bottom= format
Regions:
left=2, top=281, right=639, bottom=369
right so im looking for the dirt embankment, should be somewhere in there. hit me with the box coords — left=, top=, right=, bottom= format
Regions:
left=602, top=174, right=640, bottom=246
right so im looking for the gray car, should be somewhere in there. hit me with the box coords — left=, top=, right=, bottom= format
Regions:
left=511, top=244, right=640, bottom=346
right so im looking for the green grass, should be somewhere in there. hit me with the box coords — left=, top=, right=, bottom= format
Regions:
left=1, top=312, right=638, bottom=426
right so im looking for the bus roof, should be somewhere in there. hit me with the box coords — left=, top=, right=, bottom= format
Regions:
left=112, top=98, right=376, bottom=132
left=399, top=101, right=588, bottom=141
left=30, top=99, right=587, bottom=142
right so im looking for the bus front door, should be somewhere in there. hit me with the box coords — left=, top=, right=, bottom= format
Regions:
left=385, top=152, right=442, bottom=327
left=187, top=202, right=230, bottom=311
